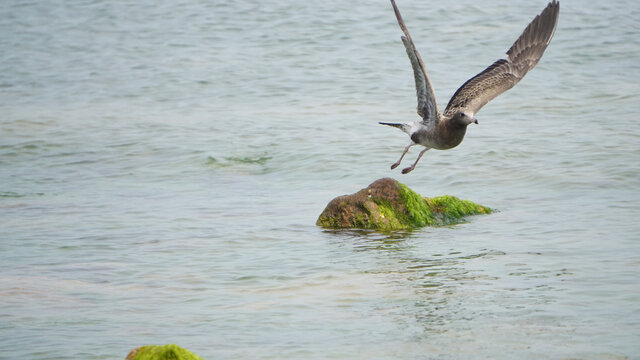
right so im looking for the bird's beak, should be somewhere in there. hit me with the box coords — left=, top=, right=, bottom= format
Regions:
left=473, top=118, right=478, bottom=124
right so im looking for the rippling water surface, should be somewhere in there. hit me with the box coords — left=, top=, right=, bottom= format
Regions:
left=1, top=0, right=640, bottom=359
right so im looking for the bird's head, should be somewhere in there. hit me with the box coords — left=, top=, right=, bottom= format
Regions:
left=452, top=111, right=478, bottom=127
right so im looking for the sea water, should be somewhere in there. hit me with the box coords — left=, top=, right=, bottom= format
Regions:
left=1, top=0, right=639, bottom=358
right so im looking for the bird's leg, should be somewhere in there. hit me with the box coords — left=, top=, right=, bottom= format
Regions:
left=402, top=147, right=430, bottom=174
left=391, top=143, right=415, bottom=170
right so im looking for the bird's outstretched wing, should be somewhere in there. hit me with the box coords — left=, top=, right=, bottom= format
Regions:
left=391, top=0, right=440, bottom=124
left=443, top=0, right=559, bottom=118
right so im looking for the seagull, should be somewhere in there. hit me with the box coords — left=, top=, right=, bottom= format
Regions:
left=380, top=0, right=559, bottom=174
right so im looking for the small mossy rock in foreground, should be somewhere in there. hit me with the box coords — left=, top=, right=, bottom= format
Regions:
left=126, top=344, right=203, bottom=360
left=316, top=178, right=491, bottom=231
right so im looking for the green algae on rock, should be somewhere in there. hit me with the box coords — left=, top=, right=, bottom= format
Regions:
left=126, top=344, right=203, bottom=360
left=316, top=178, right=491, bottom=231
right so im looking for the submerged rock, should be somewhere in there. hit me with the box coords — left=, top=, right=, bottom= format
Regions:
left=316, top=178, right=491, bottom=231
left=126, top=344, right=202, bottom=360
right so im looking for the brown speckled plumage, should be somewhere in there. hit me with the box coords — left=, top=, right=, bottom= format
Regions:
left=380, top=0, right=559, bottom=174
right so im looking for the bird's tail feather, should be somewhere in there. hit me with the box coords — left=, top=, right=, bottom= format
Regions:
left=379, top=122, right=411, bottom=134
left=378, top=122, right=403, bottom=128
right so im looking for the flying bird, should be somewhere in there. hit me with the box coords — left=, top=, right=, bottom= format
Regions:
left=380, top=0, right=559, bottom=174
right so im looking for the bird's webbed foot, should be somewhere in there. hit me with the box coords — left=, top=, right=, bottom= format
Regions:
left=390, top=143, right=415, bottom=170
left=401, top=147, right=430, bottom=174
left=401, top=166, right=415, bottom=174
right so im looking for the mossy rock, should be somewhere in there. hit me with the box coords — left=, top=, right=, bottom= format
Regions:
left=316, top=178, right=491, bottom=231
left=126, top=344, right=203, bottom=360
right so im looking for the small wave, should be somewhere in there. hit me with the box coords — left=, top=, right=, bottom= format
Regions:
left=0, top=191, right=44, bottom=198
left=226, top=155, right=272, bottom=165
left=205, top=154, right=273, bottom=171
